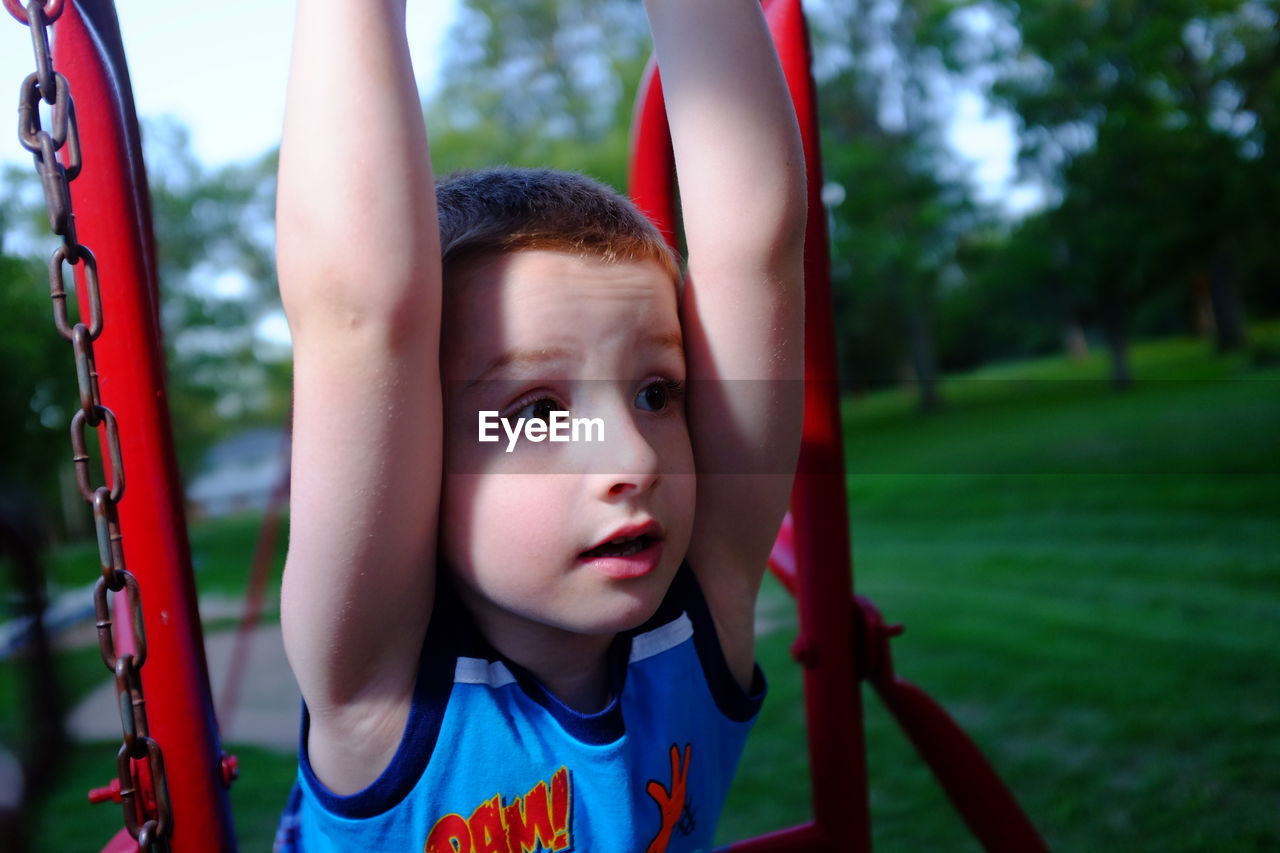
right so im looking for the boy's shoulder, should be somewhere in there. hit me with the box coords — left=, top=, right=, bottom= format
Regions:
left=284, top=563, right=764, bottom=851
left=426, top=562, right=764, bottom=735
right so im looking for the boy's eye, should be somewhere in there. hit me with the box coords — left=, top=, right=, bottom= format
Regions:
left=636, top=380, right=683, bottom=413
left=507, top=397, right=562, bottom=425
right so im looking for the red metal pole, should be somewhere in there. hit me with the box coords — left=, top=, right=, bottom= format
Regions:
left=629, top=4, right=1049, bottom=851
left=762, top=1, right=870, bottom=848
left=53, top=2, right=237, bottom=849
left=627, top=60, right=677, bottom=244
left=629, top=2, right=871, bottom=848
left=858, top=596, right=1048, bottom=853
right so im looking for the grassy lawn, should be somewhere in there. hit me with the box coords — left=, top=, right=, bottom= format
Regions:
left=20, top=740, right=299, bottom=851
left=40, top=511, right=283, bottom=595
left=718, top=328, right=1280, bottom=850
left=5, top=328, right=1278, bottom=850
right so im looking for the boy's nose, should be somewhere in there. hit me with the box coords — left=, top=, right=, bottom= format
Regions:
left=605, top=468, right=660, bottom=499
left=590, top=413, right=662, bottom=500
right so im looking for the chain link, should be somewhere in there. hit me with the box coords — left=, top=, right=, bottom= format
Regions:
left=3, top=0, right=61, bottom=25
left=9, top=1, right=171, bottom=848
left=51, top=244, right=100, bottom=338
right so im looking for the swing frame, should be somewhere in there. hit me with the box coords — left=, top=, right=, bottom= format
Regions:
left=630, top=2, right=1046, bottom=849
left=13, top=0, right=1045, bottom=848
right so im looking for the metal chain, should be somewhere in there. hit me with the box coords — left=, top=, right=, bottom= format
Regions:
left=9, top=1, right=172, bottom=848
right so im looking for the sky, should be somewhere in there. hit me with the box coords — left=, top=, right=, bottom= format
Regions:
left=0, top=0, right=458, bottom=168
left=1, top=0, right=1035, bottom=205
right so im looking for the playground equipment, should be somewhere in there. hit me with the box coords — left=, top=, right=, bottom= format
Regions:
left=631, top=2, right=1046, bottom=850
left=6, top=0, right=1046, bottom=849
left=7, top=1, right=233, bottom=849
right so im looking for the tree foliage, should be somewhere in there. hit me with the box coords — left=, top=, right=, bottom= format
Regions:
left=0, top=240, right=74, bottom=519
left=1, top=122, right=289, bottom=511
left=813, top=0, right=977, bottom=408
left=933, top=0, right=1280, bottom=382
left=426, top=0, right=653, bottom=191
left=143, top=121, right=289, bottom=475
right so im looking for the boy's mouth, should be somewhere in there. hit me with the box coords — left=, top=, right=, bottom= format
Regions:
left=579, top=521, right=664, bottom=561
left=580, top=533, right=659, bottom=559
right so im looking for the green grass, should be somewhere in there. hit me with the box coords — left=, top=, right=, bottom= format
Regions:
left=7, top=328, right=1280, bottom=850
left=2, top=509, right=289, bottom=848
left=18, top=740, right=299, bottom=851
left=42, top=511, right=283, bottom=595
left=718, top=329, right=1280, bottom=850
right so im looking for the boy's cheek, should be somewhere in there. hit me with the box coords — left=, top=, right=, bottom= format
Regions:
left=439, top=473, right=525, bottom=573
left=653, top=420, right=696, bottom=478
left=459, top=428, right=593, bottom=476
left=664, top=471, right=698, bottom=543
left=442, top=471, right=560, bottom=526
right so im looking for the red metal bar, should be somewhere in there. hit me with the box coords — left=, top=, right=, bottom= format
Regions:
left=627, top=60, right=677, bottom=244
left=630, top=2, right=1048, bottom=851
left=762, top=1, right=870, bottom=846
left=52, top=2, right=237, bottom=850
left=763, top=2, right=1046, bottom=846
left=629, top=2, right=870, bottom=849
left=762, top=0, right=875, bottom=840
left=857, top=597, right=1048, bottom=852
left=766, top=513, right=797, bottom=598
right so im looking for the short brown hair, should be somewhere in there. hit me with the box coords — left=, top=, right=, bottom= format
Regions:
left=435, top=168, right=681, bottom=282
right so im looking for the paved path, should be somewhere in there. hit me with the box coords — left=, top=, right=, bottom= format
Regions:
left=67, top=581, right=795, bottom=753
left=68, top=623, right=301, bottom=753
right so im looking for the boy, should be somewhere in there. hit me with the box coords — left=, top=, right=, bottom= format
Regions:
left=275, top=0, right=804, bottom=849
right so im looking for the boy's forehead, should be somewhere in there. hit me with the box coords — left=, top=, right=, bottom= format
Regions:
left=449, top=248, right=679, bottom=295
left=442, top=250, right=682, bottom=370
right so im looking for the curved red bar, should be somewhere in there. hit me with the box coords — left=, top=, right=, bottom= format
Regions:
left=629, top=2, right=1047, bottom=851
left=50, top=2, right=237, bottom=850
left=628, top=1, right=869, bottom=848
left=627, top=59, right=678, bottom=248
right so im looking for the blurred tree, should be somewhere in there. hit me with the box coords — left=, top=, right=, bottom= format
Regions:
left=143, top=121, right=290, bottom=476
left=0, top=169, right=77, bottom=534
left=1211, top=4, right=1280, bottom=331
left=0, top=251, right=76, bottom=529
left=2, top=124, right=290, bottom=507
left=939, top=212, right=1082, bottom=373
left=425, top=0, right=653, bottom=191
left=813, top=0, right=978, bottom=410
left=933, top=0, right=1280, bottom=383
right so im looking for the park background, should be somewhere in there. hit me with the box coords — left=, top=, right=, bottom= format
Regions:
left=1, top=0, right=1278, bottom=849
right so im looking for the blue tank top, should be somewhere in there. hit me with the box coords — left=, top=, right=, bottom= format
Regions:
left=276, top=564, right=765, bottom=852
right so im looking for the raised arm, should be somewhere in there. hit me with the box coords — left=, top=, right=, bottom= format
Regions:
left=642, top=0, right=806, bottom=686
left=277, top=0, right=442, bottom=793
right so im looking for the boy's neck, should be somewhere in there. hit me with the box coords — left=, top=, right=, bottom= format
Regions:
left=521, top=634, right=614, bottom=712
left=457, top=589, right=617, bottom=713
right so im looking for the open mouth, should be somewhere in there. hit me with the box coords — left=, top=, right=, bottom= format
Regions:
left=579, top=534, right=659, bottom=559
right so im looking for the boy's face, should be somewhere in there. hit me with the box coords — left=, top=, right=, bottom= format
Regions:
left=440, top=249, right=695, bottom=652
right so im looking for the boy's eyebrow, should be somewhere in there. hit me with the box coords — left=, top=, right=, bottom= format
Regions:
left=646, top=331, right=685, bottom=358
left=465, top=347, right=576, bottom=389
left=463, top=334, right=684, bottom=390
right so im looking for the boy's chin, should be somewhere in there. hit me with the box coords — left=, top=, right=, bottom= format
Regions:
left=458, top=561, right=680, bottom=641
left=555, top=585, right=668, bottom=637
